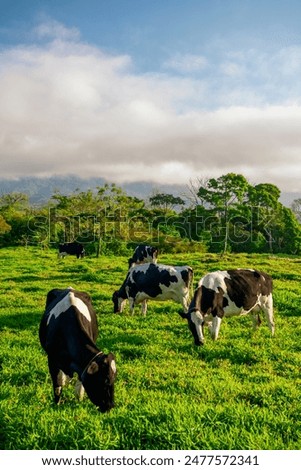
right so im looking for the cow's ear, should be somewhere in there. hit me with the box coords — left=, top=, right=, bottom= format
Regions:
left=105, top=353, right=117, bottom=374
left=45, top=289, right=59, bottom=307
left=178, top=310, right=188, bottom=319
left=86, top=361, right=99, bottom=375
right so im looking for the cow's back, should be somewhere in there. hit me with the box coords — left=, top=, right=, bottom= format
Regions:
left=199, top=269, right=272, bottom=313
left=224, top=269, right=272, bottom=308
left=39, top=288, right=98, bottom=353
left=129, top=263, right=190, bottom=287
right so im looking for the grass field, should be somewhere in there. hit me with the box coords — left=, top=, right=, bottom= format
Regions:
left=1, top=246, right=301, bottom=450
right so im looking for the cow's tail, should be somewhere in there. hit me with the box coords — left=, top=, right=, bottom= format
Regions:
left=188, top=267, right=194, bottom=302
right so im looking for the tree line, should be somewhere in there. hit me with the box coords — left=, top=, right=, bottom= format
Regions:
left=0, top=173, right=300, bottom=256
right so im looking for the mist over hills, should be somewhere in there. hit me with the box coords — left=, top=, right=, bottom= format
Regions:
left=0, top=175, right=187, bottom=204
left=0, top=175, right=299, bottom=207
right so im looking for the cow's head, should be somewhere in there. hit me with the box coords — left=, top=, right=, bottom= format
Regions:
left=179, top=309, right=205, bottom=346
left=150, top=246, right=158, bottom=262
left=81, top=352, right=116, bottom=412
left=112, top=291, right=126, bottom=313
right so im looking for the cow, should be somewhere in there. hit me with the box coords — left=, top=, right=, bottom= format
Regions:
left=39, top=287, right=116, bottom=412
left=58, top=242, right=85, bottom=259
left=128, top=245, right=158, bottom=268
left=179, top=269, right=275, bottom=346
left=112, top=263, right=193, bottom=315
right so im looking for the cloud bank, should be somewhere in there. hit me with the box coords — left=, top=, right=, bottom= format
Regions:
left=0, top=20, right=301, bottom=191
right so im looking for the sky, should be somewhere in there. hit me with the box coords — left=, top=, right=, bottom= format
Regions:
left=1, top=0, right=301, bottom=192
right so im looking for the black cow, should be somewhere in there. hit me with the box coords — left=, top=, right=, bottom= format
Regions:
left=58, top=242, right=85, bottom=259
left=128, top=245, right=158, bottom=268
left=39, top=287, right=116, bottom=412
left=179, top=269, right=275, bottom=346
left=113, top=263, right=193, bottom=315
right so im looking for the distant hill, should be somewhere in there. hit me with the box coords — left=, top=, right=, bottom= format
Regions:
left=279, top=192, right=301, bottom=207
left=0, top=175, right=187, bottom=204
left=0, top=175, right=299, bottom=207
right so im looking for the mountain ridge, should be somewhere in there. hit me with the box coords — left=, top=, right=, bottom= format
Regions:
left=0, top=175, right=299, bottom=207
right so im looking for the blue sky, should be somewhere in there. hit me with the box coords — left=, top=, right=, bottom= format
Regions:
left=1, top=0, right=301, bottom=191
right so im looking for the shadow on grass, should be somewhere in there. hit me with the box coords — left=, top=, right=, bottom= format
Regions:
left=176, top=340, right=261, bottom=366
left=0, top=312, right=41, bottom=331
left=272, top=272, right=301, bottom=281
left=103, top=331, right=150, bottom=360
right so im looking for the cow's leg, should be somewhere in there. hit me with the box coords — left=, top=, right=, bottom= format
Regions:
left=74, top=379, right=85, bottom=401
left=210, top=315, right=222, bottom=340
left=48, top=358, right=65, bottom=404
left=129, top=297, right=135, bottom=315
left=251, top=311, right=261, bottom=332
left=141, top=300, right=148, bottom=315
left=261, top=294, right=275, bottom=336
left=181, top=293, right=189, bottom=313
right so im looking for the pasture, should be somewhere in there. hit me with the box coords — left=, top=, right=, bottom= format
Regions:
left=0, top=246, right=301, bottom=450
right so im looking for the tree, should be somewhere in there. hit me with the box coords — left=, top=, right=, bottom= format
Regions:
left=0, top=215, right=11, bottom=236
left=149, top=192, right=185, bottom=213
left=50, top=183, right=145, bottom=255
left=0, top=192, right=29, bottom=217
left=197, top=173, right=250, bottom=253
left=248, top=183, right=281, bottom=252
left=0, top=192, right=31, bottom=246
left=278, top=206, right=301, bottom=253
left=291, top=198, right=301, bottom=223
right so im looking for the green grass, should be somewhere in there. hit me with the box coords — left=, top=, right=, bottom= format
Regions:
left=1, top=247, right=301, bottom=449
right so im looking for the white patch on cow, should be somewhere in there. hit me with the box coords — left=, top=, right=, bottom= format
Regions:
left=128, top=262, right=150, bottom=279
left=111, top=360, right=117, bottom=374
left=258, top=292, right=275, bottom=335
left=191, top=310, right=204, bottom=343
left=74, top=379, right=85, bottom=401
left=198, top=270, right=231, bottom=293
left=58, top=370, right=69, bottom=386
left=223, top=294, right=257, bottom=317
left=141, top=299, right=148, bottom=315
left=47, top=290, right=91, bottom=324
left=134, top=278, right=189, bottom=306
left=210, top=316, right=222, bottom=340
left=118, top=297, right=126, bottom=312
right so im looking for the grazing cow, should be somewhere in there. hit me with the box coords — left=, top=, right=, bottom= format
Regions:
left=58, top=242, right=85, bottom=259
left=179, top=269, right=275, bottom=346
left=39, top=287, right=116, bottom=412
left=128, top=245, right=158, bottom=268
left=113, top=263, right=193, bottom=315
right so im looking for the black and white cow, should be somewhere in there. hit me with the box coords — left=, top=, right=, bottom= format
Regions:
left=39, top=287, right=116, bottom=412
left=179, top=269, right=275, bottom=346
left=128, top=245, right=158, bottom=268
left=58, top=242, right=85, bottom=259
left=113, top=263, right=193, bottom=315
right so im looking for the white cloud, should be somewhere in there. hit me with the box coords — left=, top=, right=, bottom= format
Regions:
left=220, top=61, right=246, bottom=78
left=33, top=19, right=81, bottom=42
left=0, top=21, right=301, bottom=192
left=163, top=53, right=208, bottom=73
